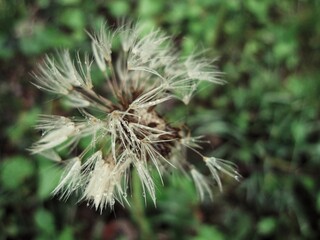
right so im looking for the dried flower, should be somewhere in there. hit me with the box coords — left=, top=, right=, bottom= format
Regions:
left=30, top=22, right=240, bottom=211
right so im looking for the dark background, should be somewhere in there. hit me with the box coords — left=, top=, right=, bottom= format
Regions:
left=0, top=0, right=319, bottom=239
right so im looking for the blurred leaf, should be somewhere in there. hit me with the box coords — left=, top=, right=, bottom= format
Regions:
left=19, top=25, right=74, bottom=55
left=37, top=158, right=62, bottom=200
left=1, top=156, right=34, bottom=190
left=257, top=217, right=277, bottom=235
left=34, top=208, right=56, bottom=235
left=245, top=0, right=270, bottom=23
left=193, top=225, right=225, bottom=240
left=224, top=208, right=253, bottom=239
left=58, top=8, right=85, bottom=30
left=196, top=121, right=230, bottom=136
left=6, top=223, right=19, bottom=237
left=7, top=108, right=40, bottom=145
left=300, top=175, right=315, bottom=192
left=0, top=34, right=13, bottom=58
left=139, top=0, right=163, bottom=16
left=316, top=191, right=320, bottom=213
left=291, top=121, right=308, bottom=143
left=182, top=36, right=197, bottom=54
left=153, top=173, right=198, bottom=238
left=57, top=0, right=80, bottom=5
left=109, top=1, right=130, bottom=17
left=187, top=4, right=203, bottom=19
left=167, top=3, right=187, bottom=22
left=58, top=226, right=74, bottom=240
left=37, top=0, right=50, bottom=8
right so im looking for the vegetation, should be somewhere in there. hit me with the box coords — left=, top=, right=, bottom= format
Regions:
left=1, top=0, right=319, bottom=239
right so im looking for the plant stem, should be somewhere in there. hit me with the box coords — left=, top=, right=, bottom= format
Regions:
left=131, top=170, right=154, bottom=240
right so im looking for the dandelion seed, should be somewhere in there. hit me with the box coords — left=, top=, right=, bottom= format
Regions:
left=83, top=158, right=124, bottom=212
left=53, top=157, right=82, bottom=199
left=30, top=21, right=240, bottom=211
left=204, top=156, right=242, bottom=192
left=190, top=168, right=213, bottom=201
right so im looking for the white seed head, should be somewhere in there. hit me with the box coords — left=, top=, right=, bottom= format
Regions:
left=30, top=22, right=239, bottom=211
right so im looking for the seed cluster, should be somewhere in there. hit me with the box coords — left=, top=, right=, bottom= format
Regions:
left=30, top=22, right=240, bottom=211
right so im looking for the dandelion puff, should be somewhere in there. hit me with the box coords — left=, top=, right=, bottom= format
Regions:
left=30, top=21, right=240, bottom=211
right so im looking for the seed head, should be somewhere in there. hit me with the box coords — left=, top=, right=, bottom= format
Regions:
left=30, top=22, right=240, bottom=211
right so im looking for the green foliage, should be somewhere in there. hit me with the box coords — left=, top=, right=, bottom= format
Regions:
left=257, top=217, right=277, bottom=236
left=1, top=0, right=320, bottom=239
left=6, top=108, right=40, bottom=146
left=37, top=157, right=62, bottom=200
left=109, top=1, right=130, bottom=17
left=192, top=225, right=225, bottom=240
left=1, top=156, right=34, bottom=189
left=34, top=208, right=56, bottom=236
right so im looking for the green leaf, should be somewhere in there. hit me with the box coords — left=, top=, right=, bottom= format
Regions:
left=291, top=121, right=308, bottom=143
left=37, top=158, right=62, bottom=200
left=57, top=0, right=80, bottom=5
left=257, top=217, right=277, bottom=235
left=19, top=24, right=74, bottom=55
left=167, top=3, right=187, bottom=22
left=316, top=191, right=320, bottom=213
left=1, top=156, right=34, bottom=189
left=182, top=36, right=197, bottom=54
left=6, top=108, right=40, bottom=145
left=58, top=227, right=74, bottom=240
left=37, top=0, right=50, bottom=8
left=139, top=0, right=163, bottom=17
left=109, top=1, right=130, bottom=17
left=193, top=225, right=225, bottom=240
left=0, top=34, right=14, bottom=59
left=58, top=9, right=85, bottom=30
left=34, top=209, right=56, bottom=235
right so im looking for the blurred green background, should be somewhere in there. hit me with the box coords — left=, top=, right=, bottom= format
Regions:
left=1, top=0, right=320, bottom=239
